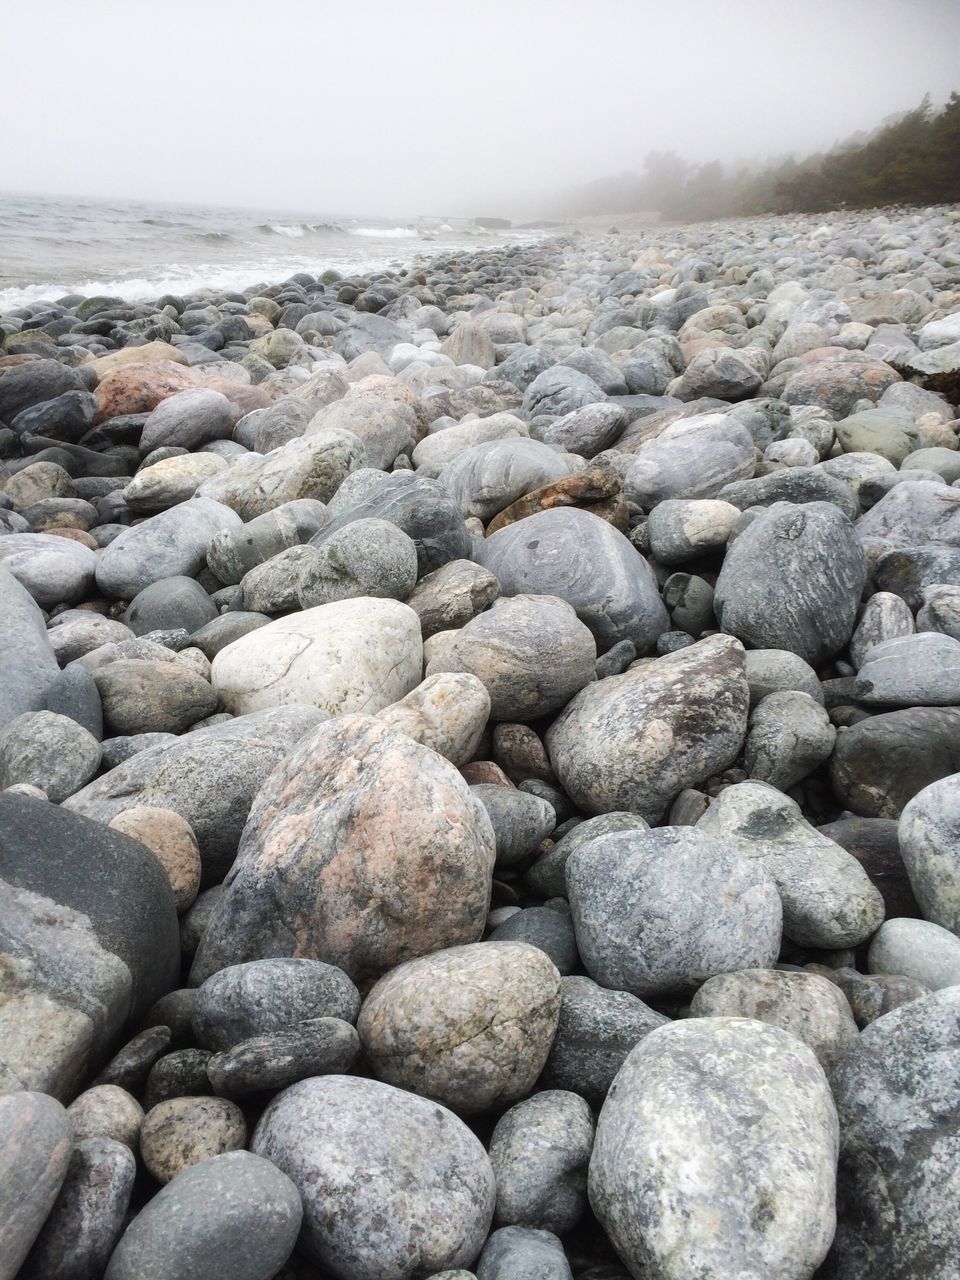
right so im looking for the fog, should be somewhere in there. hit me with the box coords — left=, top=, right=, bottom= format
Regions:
left=5, top=0, right=959, bottom=218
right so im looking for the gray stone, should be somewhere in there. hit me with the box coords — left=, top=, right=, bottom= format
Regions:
left=689, top=969, right=859, bottom=1071
left=489, top=1091, right=593, bottom=1234
left=536, top=403, right=627, bottom=458
left=312, top=471, right=473, bottom=577
left=745, top=690, right=836, bottom=790
left=624, top=418, right=756, bottom=509
left=240, top=544, right=319, bottom=613
left=743, top=650, right=823, bottom=708
left=477, top=1227, right=573, bottom=1280
left=189, top=611, right=270, bottom=658
left=124, top=576, right=217, bottom=637
left=566, top=826, right=781, bottom=998
left=899, top=772, right=960, bottom=934
left=917, top=583, right=960, bottom=639
left=306, top=396, right=417, bottom=470
left=92, top=659, right=217, bottom=736
left=487, top=906, right=578, bottom=974
left=849, top=590, right=915, bottom=668
left=17, top=1137, right=136, bottom=1280
left=698, top=782, right=886, bottom=948
left=43, top=665, right=103, bottom=738
left=0, top=1091, right=72, bottom=1280
left=471, top=784, right=556, bottom=867
left=251, top=1075, right=495, bottom=1278
left=193, top=958, right=361, bottom=1050
left=522, top=366, right=606, bottom=420
left=65, top=704, right=328, bottom=883
left=206, top=1017, right=360, bottom=1098
left=670, top=348, right=764, bottom=401
left=139, top=1095, right=246, bottom=1183
left=375, top=672, right=490, bottom=767
left=413, top=413, right=529, bottom=477
left=98, top=732, right=178, bottom=769
left=477, top=508, right=668, bottom=653
left=525, top=813, right=649, bottom=899
left=427, top=594, right=596, bottom=722
left=124, top=452, right=228, bottom=512
left=407, top=558, right=501, bottom=639
left=0, top=794, right=179, bottom=1098
left=206, top=498, right=329, bottom=585
left=853, top=632, right=960, bottom=705
left=0, top=710, right=101, bottom=801
left=589, top=1019, right=838, bottom=1280
left=714, top=501, right=866, bottom=663
left=830, top=707, right=960, bottom=818
left=439, top=438, right=577, bottom=523
left=646, top=498, right=740, bottom=565
left=297, top=517, right=418, bottom=606
left=867, top=917, right=960, bottom=990
left=144, top=1048, right=212, bottom=1108
left=95, top=498, right=242, bottom=599
left=0, top=532, right=97, bottom=607
left=138, top=388, right=235, bottom=454
left=189, top=715, right=495, bottom=986
left=103, top=1150, right=302, bottom=1280
left=719, top=466, right=860, bottom=519
left=825, top=987, right=960, bottom=1279
left=546, top=635, right=748, bottom=822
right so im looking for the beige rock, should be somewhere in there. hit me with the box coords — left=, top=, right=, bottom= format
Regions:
left=375, top=673, right=490, bottom=766
left=139, top=1096, right=246, bottom=1184
left=67, top=1084, right=144, bottom=1149
left=108, top=806, right=202, bottom=912
left=359, top=942, right=561, bottom=1114
left=91, top=341, right=188, bottom=377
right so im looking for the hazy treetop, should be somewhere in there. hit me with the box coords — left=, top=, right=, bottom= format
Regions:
left=5, top=0, right=959, bottom=217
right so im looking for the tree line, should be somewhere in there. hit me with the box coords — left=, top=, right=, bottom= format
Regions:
left=563, top=93, right=960, bottom=221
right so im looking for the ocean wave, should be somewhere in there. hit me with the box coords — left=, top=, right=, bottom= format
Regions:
left=193, top=231, right=234, bottom=242
left=256, top=222, right=346, bottom=238
left=350, top=226, right=420, bottom=239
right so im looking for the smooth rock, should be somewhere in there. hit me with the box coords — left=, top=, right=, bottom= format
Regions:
left=489, top=1091, right=593, bottom=1234
left=0, top=709, right=101, bottom=801
left=0, top=1091, right=73, bottom=1280
left=139, top=1095, right=246, bottom=1184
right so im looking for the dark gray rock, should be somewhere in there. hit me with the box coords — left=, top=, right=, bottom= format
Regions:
left=297, top=517, right=418, bottom=607
left=206, top=1016, right=360, bottom=1098
left=476, top=507, right=668, bottom=653
left=824, top=987, right=960, bottom=1279
left=566, top=827, right=781, bottom=998
left=488, top=906, right=578, bottom=974
left=92, top=1025, right=173, bottom=1091
left=471, top=784, right=556, bottom=867
left=206, top=498, right=329, bottom=586
left=43, top=665, right=103, bottom=738
left=830, top=708, right=960, bottom=818
left=138, top=388, right=235, bottom=454
left=0, top=358, right=88, bottom=421
left=251, top=1075, right=495, bottom=1278
left=103, top=1150, right=302, bottom=1280
left=124, top=576, right=217, bottom=637
left=92, top=659, right=217, bottom=736
left=99, top=732, right=178, bottom=769
left=718, top=466, right=860, bottom=519
left=525, top=812, right=649, bottom=899
left=535, top=403, right=627, bottom=458
left=489, top=1091, right=593, bottom=1234
left=0, top=794, right=179, bottom=1098
left=311, top=471, right=473, bottom=576
left=193, top=958, right=361, bottom=1050
left=189, top=611, right=270, bottom=659
left=817, top=816, right=919, bottom=920
left=144, top=1049, right=213, bottom=1109
left=18, top=1137, right=135, bottom=1280
left=714, top=501, right=866, bottom=663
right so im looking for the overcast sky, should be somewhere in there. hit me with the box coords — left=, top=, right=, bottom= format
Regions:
left=4, top=0, right=959, bottom=217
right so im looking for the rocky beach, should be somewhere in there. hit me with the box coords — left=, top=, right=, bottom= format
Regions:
left=2, top=203, right=960, bottom=1280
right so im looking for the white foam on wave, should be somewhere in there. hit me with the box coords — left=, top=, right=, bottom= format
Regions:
left=0, top=255, right=405, bottom=311
left=269, top=223, right=306, bottom=238
left=350, top=226, right=419, bottom=239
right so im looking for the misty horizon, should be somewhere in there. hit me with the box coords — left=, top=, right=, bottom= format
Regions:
left=5, top=0, right=960, bottom=222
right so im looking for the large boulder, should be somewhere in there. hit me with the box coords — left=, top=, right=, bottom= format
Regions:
left=0, top=794, right=179, bottom=1098
left=190, top=715, right=495, bottom=985
left=0, top=533, right=97, bottom=607
left=476, top=507, right=668, bottom=652
left=825, top=987, right=960, bottom=1279
left=546, top=635, right=748, bottom=821
left=251, top=1075, right=495, bottom=1279
left=830, top=708, right=960, bottom=818
left=65, top=705, right=327, bottom=883
left=714, top=502, right=866, bottom=664
left=438, top=439, right=576, bottom=523
left=624, top=417, right=756, bottom=508
left=211, top=597, right=422, bottom=717
left=589, top=1019, right=838, bottom=1280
